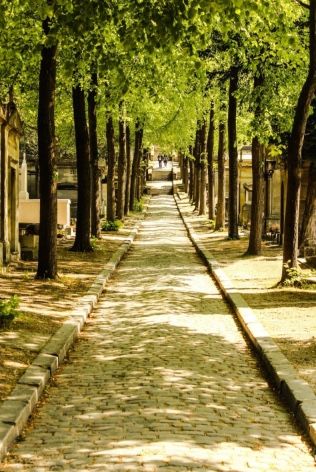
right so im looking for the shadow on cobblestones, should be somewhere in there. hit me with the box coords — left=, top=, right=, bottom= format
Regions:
left=2, top=196, right=315, bottom=472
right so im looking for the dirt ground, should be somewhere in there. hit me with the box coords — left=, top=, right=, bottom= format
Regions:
left=0, top=212, right=144, bottom=401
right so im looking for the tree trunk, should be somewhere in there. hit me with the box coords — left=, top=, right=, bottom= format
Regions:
left=207, top=102, right=215, bottom=220
left=139, top=149, right=147, bottom=198
left=246, top=73, right=265, bottom=255
left=88, top=73, right=101, bottom=239
left=228, top=66, right=239, bottom=239
left=215, top=111, right=226, bottom=230
left=199, top=121, right=207, bottom=215
left=106, top=114, right=116, bottom=221
left=193, top=128, right=200, bottom=209
left=282, top=0, right=316, bottom=281
left=130, top=120, right=143, bottom=211
left=299, top=162, right=316, bottom=252
left=137, top=149, right=145, bottom=201
left=36, top=14, right=58, bottom=279
left=189, top=146, right=194, bottom=200
left=71, top=85, right=93, bottom=252
left=246, top=138, right=265, bottom=255
left=117, top=106, right=126, bottom=220
left=124, top=124, right=131, bottom=215
left=183, top=155, right=189, bottom=193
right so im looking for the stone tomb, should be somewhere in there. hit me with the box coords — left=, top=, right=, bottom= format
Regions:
left=0, top=102, right=22, bottom=265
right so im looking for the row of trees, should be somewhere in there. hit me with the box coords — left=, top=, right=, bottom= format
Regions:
left=0, top=0, right=314, bottom=282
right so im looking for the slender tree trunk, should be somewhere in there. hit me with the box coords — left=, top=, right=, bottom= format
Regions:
left=139, top=149, right=147, bottom=198
left=228, top=66, right=239, bottom=239
left=207, top=102, right=215, bottom=220
left=199, top=121, right=207, bottom=215
left=117, top=105, right=126, bottom=220
left=88, top=73, right=101, bottom=238
left=215, top=112, right=226, bottom=230
left=246, top=73, right=265, bottom=255
left=193, top=128, right=200, bottom=209
left=299, top=162, right=316, bottom=253
left=106, top=114, right=116, bottom=221
left=124, top=124, right=131, bottom=215
left=71, top=85, right=92, bottom=252
left=137, top=149, right=145, bottom=200
left=130, top=120, right=143, bottom=211
left=183, top=155, right=189, bottom=193
left=189, top=145, right=194, bottom=200
left=36, top=13, right=58, bottom=279
left=282, top=0, right=316, bottom=281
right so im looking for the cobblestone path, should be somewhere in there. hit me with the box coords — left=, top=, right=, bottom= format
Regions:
left=2, top=196, right=315, bottom=471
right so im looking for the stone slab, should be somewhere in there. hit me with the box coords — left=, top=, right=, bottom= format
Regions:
left=297, top=400, right=316, bottom=432
left=282, top=379, right=316, bottom=413
left=6, top=384, right=38, bottom=409
left=17, top=364, right=50, bottom=392
left=32, top=352, right=59, bottom=375
left=0, top=422, right=17, bottom=461
left=41, top=323, right=79, bottom=362
left=0, top=400, right=31, bottom=429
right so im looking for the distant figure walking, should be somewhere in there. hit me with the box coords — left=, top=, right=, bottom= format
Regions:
left=158, top=155, right=163, bottom=168
left=163, top=156, right=168, bottom=167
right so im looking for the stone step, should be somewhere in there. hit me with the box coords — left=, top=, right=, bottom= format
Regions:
left=151, top=169, right=172, bottom=181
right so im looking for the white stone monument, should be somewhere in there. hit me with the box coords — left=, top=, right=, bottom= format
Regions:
left=19, top=154, right=71, bottom=227
left=19, top=153, right=29, bottom=200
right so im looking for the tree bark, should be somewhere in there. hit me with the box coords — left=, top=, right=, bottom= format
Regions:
left=36, top=13, right=58, bottom=279
left=299, top=162, right=316, bottom=252
left=199, top=121, right=207, bottom=215
left=124, top=124, right=131, bottom=215
left=117, top=105, right=126, bottom=220
left=106, top=114, right=116, bottom=221
left=193, top=128, right=200, bottom=209
left=246, top=138, right=265, bottom=255
left=71, top=85, right=93, bottom=252
left=215, top=111, right=226, bottom=230
left=228, top=66, right=239, bottom=239
left=88, top=73, right=101, bottom=239
left=207, top=102, right=215, bottom=220
left=246, top=73, right=265, bottom=255
left=183, top=155, right=189, bottom=193
left=282, top=0, right=316, bottom=281
left=188, top=145, right=194, bottom=200
left=129, top=120, right=143, bottom=211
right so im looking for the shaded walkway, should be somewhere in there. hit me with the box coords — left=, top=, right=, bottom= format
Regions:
left=2, top=196, right=315, bottom=471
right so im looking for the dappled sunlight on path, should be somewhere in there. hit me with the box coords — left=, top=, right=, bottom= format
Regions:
left=2, top=196, right=315, bottom=471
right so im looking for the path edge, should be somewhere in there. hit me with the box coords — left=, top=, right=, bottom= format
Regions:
left=174, top=192, right=316, bottom=450
left=0, top=207, right=148, bottom=462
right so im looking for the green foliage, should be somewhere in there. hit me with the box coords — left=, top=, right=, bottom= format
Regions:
left=133, top=199, right=144, bottom=213
left=101, top=219, right=123, bottom=232
left=282, top=265, right=304, bottom=287
left=208, top=219, right=215, bottom=230
left=0, top=295, right=20, bottom=327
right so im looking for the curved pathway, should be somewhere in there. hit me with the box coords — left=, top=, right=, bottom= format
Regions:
left=1, top=196, right=315, bottom=471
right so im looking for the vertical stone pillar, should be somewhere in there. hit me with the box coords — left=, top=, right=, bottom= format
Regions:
left=19, top=153, right=29, bottom=200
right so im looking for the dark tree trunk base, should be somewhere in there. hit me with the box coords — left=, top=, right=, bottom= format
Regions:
left=69, top=244, right=94, bottom=252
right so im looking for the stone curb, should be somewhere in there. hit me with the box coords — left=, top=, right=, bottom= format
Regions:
left=174, top=192, right=316, bottom=449
left=0, top=213, right=147, bottom=462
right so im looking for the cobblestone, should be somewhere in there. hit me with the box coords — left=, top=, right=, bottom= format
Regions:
left=1, top=195, right=315, bottom=471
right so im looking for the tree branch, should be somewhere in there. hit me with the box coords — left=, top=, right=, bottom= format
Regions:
left=294, top=0, right=309, bottom=9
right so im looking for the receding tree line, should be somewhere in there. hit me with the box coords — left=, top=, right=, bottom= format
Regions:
left=1, top=0, right=315, bottom=285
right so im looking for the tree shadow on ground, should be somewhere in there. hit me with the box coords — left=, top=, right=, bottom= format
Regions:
left=4, top=194, right=314, bottom=471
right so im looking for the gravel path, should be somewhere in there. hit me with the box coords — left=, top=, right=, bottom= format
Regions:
left=1, top=195, right=315, bottom=471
